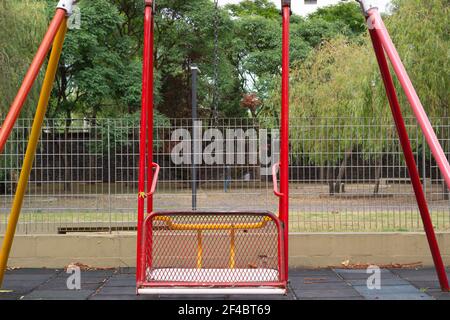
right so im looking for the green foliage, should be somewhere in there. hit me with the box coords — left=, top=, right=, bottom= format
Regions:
left=152, top=0, right=244, bottom=118
left=386, top=0, right=450, bottom=124
left=0, top=0, right=46, bottom=188
left=267, top=0, right=448, bottom=164
left=225, top=0, right=280, bottom=20
left=308, top=0, right=366, bottom=36
left=0, top=0, right=46, bottom=116
left=47, top=0, right=135, bottom=119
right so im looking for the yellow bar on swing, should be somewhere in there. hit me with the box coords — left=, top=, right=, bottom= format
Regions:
left=154, top=216, right=272, bottom=231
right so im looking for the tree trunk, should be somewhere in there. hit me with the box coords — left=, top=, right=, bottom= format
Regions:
left=333, top=148, right=352, bottom=194
left=63, top=117, right=72, bottom=192
left=373, top=156, right=383, bottom=195
left=327, top=164, right=335, bottom=195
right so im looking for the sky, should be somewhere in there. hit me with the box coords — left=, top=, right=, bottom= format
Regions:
left=219, top=0, right=392, bottom=16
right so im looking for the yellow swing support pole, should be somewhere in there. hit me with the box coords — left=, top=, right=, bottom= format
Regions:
left=0, top=19, right=68, bottom=287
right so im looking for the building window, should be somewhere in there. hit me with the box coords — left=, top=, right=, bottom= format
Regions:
left=304, top=0, right=318, bottom=4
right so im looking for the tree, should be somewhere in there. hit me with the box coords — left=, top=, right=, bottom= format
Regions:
left=0, top=0, right=47, bottom=193
left=226, top=0, right=279, bottom=20
left=46, top=0, right=130, bottom=120
left=386, top=0, right=450, bottom=198
left=281, top=37, right=395, bottom=194
left=267, top=0, right=449, bottom=195
left=0, top=0, right=46, bottom=115
left=150, top=0, right=243, bottom=119
left=308, top=0, right=366, bottom=36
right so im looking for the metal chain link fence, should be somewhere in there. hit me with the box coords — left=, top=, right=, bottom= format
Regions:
left=1, top=117, right=449, bottom=234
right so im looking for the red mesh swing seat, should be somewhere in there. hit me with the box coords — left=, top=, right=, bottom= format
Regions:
left=137, top=211, right=287, bottom=295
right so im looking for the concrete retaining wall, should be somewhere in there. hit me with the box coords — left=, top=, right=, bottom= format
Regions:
left=2, top=232, right=450, bottom=268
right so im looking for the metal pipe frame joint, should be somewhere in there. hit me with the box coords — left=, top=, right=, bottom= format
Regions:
left=355, top=0, right=378, bottom=16
left=190, top=64, right=201, bottom=74
left=57, top=0, right=77, bottom=16
left=144, top=0, right=156, bottom=13
left=281, top=0, right=292, bottom=15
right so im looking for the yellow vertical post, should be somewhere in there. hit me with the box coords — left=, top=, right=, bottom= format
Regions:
left=196, top=230, right=203, bottom=269
left=230, top=229, right=236, bottom=269
left=0, top=20, right=68, bottom=287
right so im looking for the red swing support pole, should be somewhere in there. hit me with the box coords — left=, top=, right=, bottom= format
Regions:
left=280, top=0, right=291, bottom=280
left=359, top=1, right=449, bottom=292
left=0, top=4, right=70, bottom=154
left=137, top=0, right=155, bottom=283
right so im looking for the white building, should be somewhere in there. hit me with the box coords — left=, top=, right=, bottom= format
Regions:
left=294, top=0, right=391, bottom=16
left=220, top=1, right=391, bottom=17
left=295, top=0, right=343, bottom=17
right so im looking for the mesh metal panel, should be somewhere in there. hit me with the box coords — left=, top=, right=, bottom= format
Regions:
left=140, top=211, right=285, bottom=287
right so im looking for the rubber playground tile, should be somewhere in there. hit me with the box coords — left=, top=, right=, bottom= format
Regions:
left=293, top=288, right=362, bottom=299
left=117, top=267, right=136, bottom=274
left=333, top=269, right=399, bottom=280
left=37, top=280, right=104, bottom=291
left=103, top=278, right=136, bottom=287
left=352, top=284, right=433, bottom=300
left=55, top=270, right=115, bottom=278
left=5, top=268, right=60, bottom=275
left=22, top=289, right=94, bottom=300
left=391, top=268, right=450, bottom=281
left=425, top=290, right=450, bottom=300
left=1, top=280, right=48, bottom=289
left=344, top=278, right=410, bottom=287
left=96, top=286, right=136, bottom=295
left=290, top=281, right=352, bottom=291
left=2, top=273, right=55, bottom=282
left=406, top=280, right=442, bottom=290
left=289, top=269, right=338, bottom=277
left=108, top=273, right=136, bottom=280
left=289, top=276, right=345, bottom=289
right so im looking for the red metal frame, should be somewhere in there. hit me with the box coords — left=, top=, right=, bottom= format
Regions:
left=0, top=8, right=67, bottom=154
left=366, top=7, right=449, bottom=292
left=280, top=2, right=291, bottom=280
left=136, top=0, right=154, bottom=283
left=147, top=1, right=155, bottom=215
left=272, top=162, right=283, bottom=197
left=136, top=0, right=291, bottom=292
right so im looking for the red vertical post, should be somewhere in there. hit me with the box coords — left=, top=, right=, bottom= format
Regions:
left=0, top=9, right=67, bottom=154
left=280, top=1, right=291, bottom=280
left=147, top=3, right=155, bottom=214
left=368, top=25, right=449, bottom=291
left=137, top=1, right=153, bottom=284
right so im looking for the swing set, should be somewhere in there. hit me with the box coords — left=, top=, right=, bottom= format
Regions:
left=0, top=0, right=449, bottom=295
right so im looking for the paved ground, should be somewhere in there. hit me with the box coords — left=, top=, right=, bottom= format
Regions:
left=1, top=268, right=449, bottom=300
